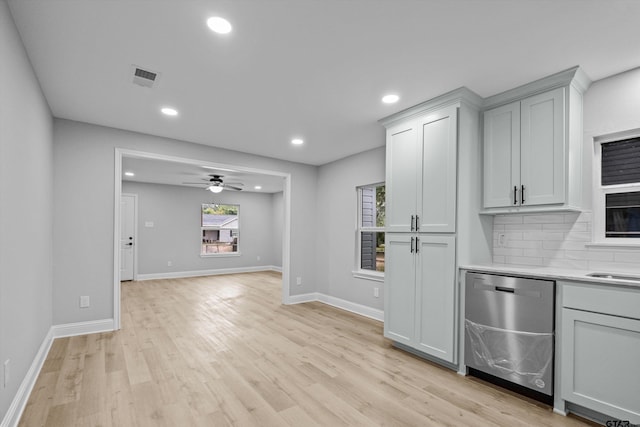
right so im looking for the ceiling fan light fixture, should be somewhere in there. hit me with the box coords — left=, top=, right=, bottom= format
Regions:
left=208, top=185, right=224, bottom=193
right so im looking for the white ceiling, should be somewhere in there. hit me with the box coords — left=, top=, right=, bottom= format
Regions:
left=122, top=156, right=285, bottom=193
left=8, top=0, right=640, bottom=167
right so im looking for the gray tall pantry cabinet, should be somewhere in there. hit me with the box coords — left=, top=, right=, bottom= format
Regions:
left=380, top=89, right=492, bottom=367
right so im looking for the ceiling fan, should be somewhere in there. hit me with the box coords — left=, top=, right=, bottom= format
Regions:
left=182, top=174, right=243, bottom=193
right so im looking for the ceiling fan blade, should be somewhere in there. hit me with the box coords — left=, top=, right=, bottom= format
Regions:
left=225, top=185, right=243, bottom=191
left=181, top=182, right=207, bottom=185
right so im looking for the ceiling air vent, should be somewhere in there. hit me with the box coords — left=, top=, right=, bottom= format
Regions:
left=132, top=66, right=159, bottom=88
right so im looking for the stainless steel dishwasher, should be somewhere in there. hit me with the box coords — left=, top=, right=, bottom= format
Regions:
left=465, top=272, right=555, bottom=400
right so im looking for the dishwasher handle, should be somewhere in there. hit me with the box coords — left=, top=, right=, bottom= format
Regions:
left=495, top=286, right=515, bottom=293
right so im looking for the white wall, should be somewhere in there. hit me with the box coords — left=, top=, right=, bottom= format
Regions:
left=122, top=181, right=281, bottom=275
left=52, top=119, right=318, bottom=325
left=493, top=68, right=640, bottom=271
left=316, top=146, right=385, bottom=310
left=0, top=0, right=53, bottom=418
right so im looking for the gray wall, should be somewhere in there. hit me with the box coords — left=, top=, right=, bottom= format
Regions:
left=316, top=146, right=386, bottom=309
left=0, top=0, right=53, bottom=417
left=52, top=119, right=318, bottom=325
left=271, top=191, right=284, bottom=268
left=122, top=181, right=281, bottom=275
left=583, top=67, right=640, bottom=208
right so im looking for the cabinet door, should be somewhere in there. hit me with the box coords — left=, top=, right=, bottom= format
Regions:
left=561, top=309, right=640, bottom=423
left=483, top=101, right=520, bottom=208
left=383, top=233, right=416, bottom=345
left=415, top=234, right=457, bottom=363
left=386, top=122, right=420, bottom=232
left=419, top=106, right=458, bottom=232
left=520, top=87, right=565, bottom=206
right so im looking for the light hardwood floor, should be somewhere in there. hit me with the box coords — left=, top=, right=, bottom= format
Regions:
left=19, top=272, right=594, bottom=426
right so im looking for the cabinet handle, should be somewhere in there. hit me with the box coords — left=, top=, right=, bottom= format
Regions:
left=410, top=215, right=415, bottom=232
left=410, top=237, right=415, bottom=253
left=521, top=185, right=525, bottom=204
left=415, top=237, right=420, bottom=253
left=415, top=215, right=419, bottom=231
left=513, top=186, right=518, bottom=205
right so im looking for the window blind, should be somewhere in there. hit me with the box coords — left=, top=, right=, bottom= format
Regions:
left=601, top=137, right=640, bottom=186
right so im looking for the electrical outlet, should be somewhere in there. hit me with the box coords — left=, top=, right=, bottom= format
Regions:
left=374, top=287, right=379, bottom=298
left=296, top=277, right=302, bottom=286
left=3, top=359, right=10, bottom=388
left=497, top=233, right=506, bottom=247
left=257, top=255, right=261, bottom=261
left=80, top=296, right=90, bottom=308
left=167, top=261, right=172, bottom=266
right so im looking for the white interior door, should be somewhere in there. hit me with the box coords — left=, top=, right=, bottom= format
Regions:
left=120, top=193, right=136, bottom=281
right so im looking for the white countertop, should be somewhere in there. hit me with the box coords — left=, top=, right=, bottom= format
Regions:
left=460, top=264, right=640, bottom=289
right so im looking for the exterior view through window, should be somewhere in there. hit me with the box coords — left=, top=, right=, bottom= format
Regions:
left=600, top=136, right=640, bottom=238
left=358, top=184, right=385, bottom=273
left=201, top=204, right=239, bottom=255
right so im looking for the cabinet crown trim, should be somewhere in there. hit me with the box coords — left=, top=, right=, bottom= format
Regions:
left=483, top=66, right=591, bottom=110
left=379, top=87, right=482, bottom=127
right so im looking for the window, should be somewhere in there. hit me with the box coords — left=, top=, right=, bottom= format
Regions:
left=356, top=183, right=385, bottom=276
left=201, top=204, right=239, bottom=255
left=594, top=133, right=640, bottom=242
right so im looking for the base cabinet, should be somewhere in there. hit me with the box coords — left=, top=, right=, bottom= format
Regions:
left=384, top=233, right=457, bottom=363
left=560, top=283, right=640, bottom=424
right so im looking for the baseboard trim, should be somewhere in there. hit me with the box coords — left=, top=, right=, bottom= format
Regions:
left=52, top=318, right=115, bottom=338
left=286, top=292, right=383, bottom=322
left=136, top=265, right=281, bottom=281
left=316, top=293, right=384, bottom=322
left=284, top=292, right=319, bottom=304
left=1, top=328, right=53, bottom=427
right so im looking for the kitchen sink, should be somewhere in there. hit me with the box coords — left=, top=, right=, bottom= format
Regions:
left=586, top=272, right=640, bottom=282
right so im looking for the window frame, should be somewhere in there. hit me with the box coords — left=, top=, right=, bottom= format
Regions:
left=593, top=130, right=640, bottom=245
left=353, top=183, right=385, bottom=281
left=200, top=203, right=241, bottom=257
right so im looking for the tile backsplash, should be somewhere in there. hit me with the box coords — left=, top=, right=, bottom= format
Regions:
left=493, top=211, right=640, bottom=273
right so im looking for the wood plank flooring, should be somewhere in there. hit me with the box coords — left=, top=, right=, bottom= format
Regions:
left=19, top=271, right=594, bottom=426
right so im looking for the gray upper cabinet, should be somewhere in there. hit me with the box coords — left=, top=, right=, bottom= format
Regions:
left=385, top=105, right=458, bottom=233
left=482, top=67, right=591, bottom=214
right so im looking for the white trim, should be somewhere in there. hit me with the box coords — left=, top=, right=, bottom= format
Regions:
left=114, top=148, right=292, bottom=330
left=136, top=266, right=281, bottom=281
left=585, top=242, right=640, bottom=249
left=285, top=292, right=319, bottom=305
left=271, top=265, right=283, bottom=273
left=352, top=270, right=385, bottom=282
left=52, top=319, right=115, bottom=338
left=286, top=292, right=384, bottom=322
left=199, top=252, right=242, bottom=258
left=316, top=293, right=384, bottom=322
left=0, top=329, right=54, bottom=427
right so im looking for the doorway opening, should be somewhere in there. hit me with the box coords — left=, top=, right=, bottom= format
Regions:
left=113, top=148, right=291, bottom=330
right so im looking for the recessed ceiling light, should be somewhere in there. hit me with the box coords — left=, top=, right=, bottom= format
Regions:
left=254, top=185, right=262, bottom=190
left=124, top=171, right=135, bottom=177
left=382, top=94, right=400, bottom=104
left=291, top=138, right=304, bottom=145
left=207, top=16, right=232, bottom=34
left=161, top=107, right=178, bottom=116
